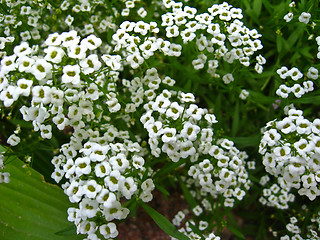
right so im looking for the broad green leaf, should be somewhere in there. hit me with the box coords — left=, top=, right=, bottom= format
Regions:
left=0, top=146, right=83, bottom=240
left=141, top=202, right=190, bottom=240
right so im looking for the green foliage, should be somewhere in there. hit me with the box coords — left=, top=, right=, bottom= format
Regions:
left=0, top=146, right=82, bottom=240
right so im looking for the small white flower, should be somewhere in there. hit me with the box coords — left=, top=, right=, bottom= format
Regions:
left=222, top=73, right=234, bottom=84
left=7, top=134, right=20, bottom=146
left=62, top=65, right=81, bottom=85
left=99, top=222, right=118, bottom=239
left=284, top=12, right=293, bottom=22
left=307, top=67, right=318, bottom=80
left=299, top=12, right=311, bottom=24
left=81, top=34, right=102, bottom=50
left=288, top=67, right=303, bottom=81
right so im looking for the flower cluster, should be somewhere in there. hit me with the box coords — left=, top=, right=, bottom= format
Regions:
left=171, top=208, right=221, bottom=240
left=162, top=1, right=264, bottom=74
left=276, top=66, right=317, bottom=98
left=283, top=1, right=312, bottom=24
left=278, top=207, right=320, bottom=240
left=52, top=136, right=155, bottom=239
left=259, top=182, right=295, bottom=209
left=259, top=107, right=320, bottom=200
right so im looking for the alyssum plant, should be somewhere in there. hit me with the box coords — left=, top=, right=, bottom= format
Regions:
left=1, top=0, right=320, bottom=239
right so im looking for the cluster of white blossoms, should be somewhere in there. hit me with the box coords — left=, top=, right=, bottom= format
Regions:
left=283, top=1, right=312, bottom=24
left=0, top=0, right=118, bottom=54
left=276, top=66, right=317, bottom=98
left=52, top=133, right=155, bottom=239
left=0, top=1, right=260, bottom=239
left=161, top=0, right=264, bottom=76
left=0, top=31, right=129, bottom=145
left=186, top=137, right=250, bottom=208
left=279, top=211, right=320, bottom=240
left=110, top=0, right=265, bottom=88
left=140, top=85, right=250, bottom=207
left=259, top=107, right=320, bottom=201
left=259, top=182, right=295, bottom=210
left=171, top=208, right=221, bottom=240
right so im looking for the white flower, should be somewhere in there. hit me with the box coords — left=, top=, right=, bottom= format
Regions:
left=276, top=84, right=291, bottom=98
left=180, top=140, right=196, bottom=158
left=161, top=128, right=177, bottom=143
left=68, top=44, right=87, bottom=59
left=307, top=67, right=318, bottom=80
left=40, top=124, right=52, bottom=139
left=126, top=53, right=144, bottom=69
left=299, top=12, right=311, bottom=24
left=83, top=180, right=102, bottom=199
left=109, top=153, right=129, bottom=172
left=181, top=122, right=200, bottom=141
left=80, top=54, right=102, bottom=74
left=17, top=56, right=35, bottom=73
left=284, top=12, right=293, bottom=22
left=45, top=32, right=62, bottom=46
left=276, top=117, right=296, bottom=134
left=44, top=46, right=65, bottom=64
left=1, top=55, right=17, bottom=74
left=60, top=30, right=80, bottom=48
left=288, top=67, right=303, bottom=81
left=0, top=172, right=10, bottom=183
left=14, top=42, right=32, bottom=57
left=62, top=65, right=81, bottom=85
left=222, top=73, right=234, bottom=84
left=105, top=170, right=124, bottom=192
left=7, top=134, right=20, bottom=146
left=119, top=177, right=137, bottom=199
left=16, top=78, right=33, bottom=97
left=99, top=223, right=118, bottom=239
left=75, top=156, right=91, bottom=176
left=81, top=34, right=102, bottom=50
left=31, top=59, right=52, bottom=81
left=291, top=84, right=305, bottom=98
left=0, top=85, right=19, bottom=107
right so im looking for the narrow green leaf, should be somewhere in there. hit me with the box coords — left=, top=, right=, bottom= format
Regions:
left=179, top=177, right=197, bottom=210
left=253, top=0, right=262, bottom=18
left=287, top=24, right=305, bottom=50
left=228, top=225, right=246, bottom=240
left=154, top=159, right=186, bottom=178
left=229, top=135, right=261, bottom=148
left=276, top=34, right=283, bottom=53
left=231, top=101, right=239, bottom=137
left=141, top=202, right=190, bottom=240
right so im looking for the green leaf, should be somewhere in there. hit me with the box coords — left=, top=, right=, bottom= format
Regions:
left=0, top=146, right=83, bottom=240
left=140, top=202, right=190, bottom=240
left=286, top=24, right=306, bottom=50
left=229, top=135, right=261, bottom=148
left=54, top=225, right=77, bottom=236
left=179, top=177, right=197, bottom=209
left=231, top=101, right=239, bottom=137
left=227, top=225, right=246, bottom=239
left=253, top=0, right=262, bottom=18
left=276, top=34, right=283, bottom=53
